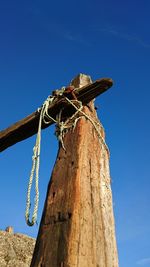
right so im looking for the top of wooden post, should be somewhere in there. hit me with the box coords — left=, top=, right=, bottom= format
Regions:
left=70, top=73, right=92, bottom=88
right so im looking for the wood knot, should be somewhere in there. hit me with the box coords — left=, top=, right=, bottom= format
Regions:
left=44, top=212, right=72, bottom=225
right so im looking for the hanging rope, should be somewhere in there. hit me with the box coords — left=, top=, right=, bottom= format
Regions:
left=25, top=90, right=109, bottom=226
left=25, top=95, right=56, bottom=226
left=55, top=99, right=83, bottom=149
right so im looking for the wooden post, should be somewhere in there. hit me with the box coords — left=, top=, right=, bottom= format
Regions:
left=31, top=74, right=118, bottom=267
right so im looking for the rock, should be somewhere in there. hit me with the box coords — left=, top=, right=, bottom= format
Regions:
left=0, top=229, right=35, bottom=267
left=5, top=227, right=14, bottom=234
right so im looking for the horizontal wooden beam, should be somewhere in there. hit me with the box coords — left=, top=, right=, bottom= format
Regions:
left=0, top=77, right=113, bottom=152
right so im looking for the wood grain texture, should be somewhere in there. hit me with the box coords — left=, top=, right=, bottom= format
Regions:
left=0, top=77, right=113, bottom=152
left=30, top=102, right=118, bottom=267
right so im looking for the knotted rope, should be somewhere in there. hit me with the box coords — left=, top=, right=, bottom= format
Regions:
left=25, top=91, right=109, bottom=226
left=63, top=97, right=110, bottom=156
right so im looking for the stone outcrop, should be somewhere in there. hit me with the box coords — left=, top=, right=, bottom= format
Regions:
left=0, top=228, right=35, bottom=267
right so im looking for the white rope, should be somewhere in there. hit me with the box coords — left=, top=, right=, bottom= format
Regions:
left=25, top=96, right=55, bottom=226
left=64, top=97, right=110, bottom=157
left=55, top=99, right=83, bottom=149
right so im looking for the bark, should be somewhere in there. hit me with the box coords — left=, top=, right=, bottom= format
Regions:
left=31, top=101, right=118, bottom=267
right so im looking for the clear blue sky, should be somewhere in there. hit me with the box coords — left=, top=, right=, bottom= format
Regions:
left=0, top=1, right=150, bottom=266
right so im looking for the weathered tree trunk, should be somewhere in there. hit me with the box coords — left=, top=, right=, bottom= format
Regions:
left=31, top=75, right=118, bottom=267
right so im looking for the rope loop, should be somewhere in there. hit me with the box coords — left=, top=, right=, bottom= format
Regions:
left=25, top=95, right=55, bottom=226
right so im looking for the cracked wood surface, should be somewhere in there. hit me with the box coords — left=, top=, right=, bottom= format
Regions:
left=31, top=104, right=118, bottom=266
left=0, top=76, right=113, bottom=152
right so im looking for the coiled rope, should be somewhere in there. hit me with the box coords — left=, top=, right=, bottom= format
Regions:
left=25, top=92, right=109, bottom=226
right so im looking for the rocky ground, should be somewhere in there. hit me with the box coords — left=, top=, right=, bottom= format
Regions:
left=0, top=227, right=35, bottom=267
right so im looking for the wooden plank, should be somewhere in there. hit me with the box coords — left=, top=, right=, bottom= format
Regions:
left=0, top=77, right=113, bottom=152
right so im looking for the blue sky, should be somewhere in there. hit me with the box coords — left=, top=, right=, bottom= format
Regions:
left=0, top=0, right=150, bottom=266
